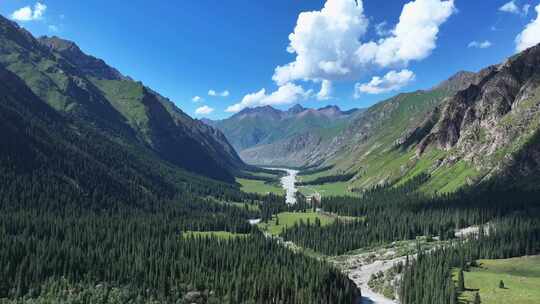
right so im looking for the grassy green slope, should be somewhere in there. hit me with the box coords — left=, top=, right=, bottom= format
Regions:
left=0, top=65, right=241, bottom=207
left=298, top=89, right=461, bottom=193
left=455, top=256, right=540, bottom=304
left=0, top=16, right=244, bottom=182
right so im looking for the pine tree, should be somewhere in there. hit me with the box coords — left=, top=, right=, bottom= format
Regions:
left=474, top=292, right=481, bottom=304
left=499, top=280, right=505, bottom=289
left=457, top=269, right=465, bottom=292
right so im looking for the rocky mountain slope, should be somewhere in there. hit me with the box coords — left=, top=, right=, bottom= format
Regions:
left=415, top=44, right=540, bottom=187
left=315, top=43, right=540, bottom=193
left=0, top=15, right=243, bottom=182
left=209, top=104, right=361, bottom=166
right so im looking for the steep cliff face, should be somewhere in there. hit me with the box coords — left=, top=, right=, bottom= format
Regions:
left=314, top=43, right=540, bottom=193
left=417, top=44, right=540, bottom=179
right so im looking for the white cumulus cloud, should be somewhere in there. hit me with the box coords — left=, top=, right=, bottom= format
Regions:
left=11, top=2, right=47, bottom=22
left=357, top=0, right=456, bottom=67
left=355, top=69, right=415, bottom=96
left=48, top=25, right=59, bottom=33
left=516, top=4, right=540, bottom=52
left=195, top=105, right=214, bottom=115
left=192, top=96, right=203, bottom=102
left=499, top=1, right=530, bottom=16
left=468, top=40, right=492, bottom=49
left=273, top=0, right=455, bottom=85
left=523, top=4, right=531, bottom=15
left=226, top=83, right=311, bottom=113
left=317, top=80, right=333, bottom=100
left=208, top=89, right=230, bottom=97
left=499, top=1, right=520, bottom=14
left=375, top=21, right=392, bottom=37
left=272, top=0, right=369, bottom=85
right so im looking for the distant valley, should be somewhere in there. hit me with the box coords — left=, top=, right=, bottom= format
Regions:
left=206, top=104, right=361, bottom=166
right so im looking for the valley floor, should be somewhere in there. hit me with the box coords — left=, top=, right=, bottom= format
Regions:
left=454, top=255, right=540, bottom=304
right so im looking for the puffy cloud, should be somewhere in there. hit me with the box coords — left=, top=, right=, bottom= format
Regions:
left=317, top=80, right=332, bottom=100
left=499, top=1, right=520, bottom=14
left=195, top=105, right=214, bottom=115
left=272, top=0, right=369, bottom=85
left=354, top=69, right=415, bottom=96
left=523, top=4, right=531, bottom=15
left=208, top=89, right=230, bottom=97
left=273, top=0, right=454, bottom=85
left=375, top=21, right=392, bottom=36
left=468, top=40, right=492, bottom=49
left=192, top=96, right=203, bottom=102
left=516, top=4, right=540, bottom=52
left=499, top=1, right=530, bottom=16
left=48, top=25, right=59, bottom=33
left=34, top=2, right=47, bottom=19
left=357, top=0, right=456, bottom=67
left=226, top=83, right=311, bottom=113
left=11, top=2, right=47, bottom=22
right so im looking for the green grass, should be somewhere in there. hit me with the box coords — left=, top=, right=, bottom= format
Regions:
left=248, top=170, right=282, bottom=179
left=182, top=231, right=249, bottom=240
left=422, top=159, right=479, bottom=194
left=298, top=182, right=359, bottom=197
left=257, top=211, right=335, bottom=236
left=296, top=168, right=360, bottom=197
left=297, top=169, right=334, bottom=183
left=454, top=256, right=540, bottom=304
left=236, top=178, right=284, bottom=195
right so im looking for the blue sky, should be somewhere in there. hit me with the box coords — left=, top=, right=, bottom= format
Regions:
left=2, top=1, right=540, bottom=119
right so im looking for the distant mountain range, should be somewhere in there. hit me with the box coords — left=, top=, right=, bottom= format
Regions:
left=0, top=15, right=244, bottom=183
left=213, top=44, right=540, bottom=193
left=206, top=104, right=362, bottom=166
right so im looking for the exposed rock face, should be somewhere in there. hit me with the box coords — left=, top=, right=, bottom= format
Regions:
left=239, top=131, right=348, bottom=167
left=417, top=43, right=540, bottom=175
left=435, top=70, right=478, bottom=92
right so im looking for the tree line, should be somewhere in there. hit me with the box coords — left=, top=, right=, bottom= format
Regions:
left=282, top=174, right=540, bottom=255
left=400, top=215, right=540, bottom=304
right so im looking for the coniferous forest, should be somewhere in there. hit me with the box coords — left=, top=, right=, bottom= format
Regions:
left=2, top=2, right=540, bottom=303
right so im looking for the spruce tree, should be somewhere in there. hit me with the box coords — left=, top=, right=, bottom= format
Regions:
left=474, top=292, right=481, bottom=304
left=457, top=269, right=465, bottom=292
left=499, top=280, right=505, bottom=289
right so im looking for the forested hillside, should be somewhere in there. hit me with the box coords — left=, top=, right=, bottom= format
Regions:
left=0, top=15, right=243, bottom=182
left=2, top=2, right=540, bottom=303
left=0, top=13, right=359, bottom=304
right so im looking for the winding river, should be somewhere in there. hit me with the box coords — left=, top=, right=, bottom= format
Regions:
left=281, top=169, right=299, bottom=205
left=266, top=168, right=299, bottom=205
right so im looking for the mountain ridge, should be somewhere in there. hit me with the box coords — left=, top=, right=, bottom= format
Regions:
left=0, top=15, right=244, bottom=182
left=299, top=44, right=540, bottom=193
left=208, top=104, right=361, bottom=166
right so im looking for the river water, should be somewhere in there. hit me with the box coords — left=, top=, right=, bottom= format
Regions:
left=280, top=169, right=299, bottom=205
left=266, top=168, right=299, bottom=205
